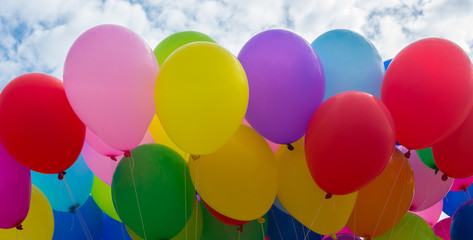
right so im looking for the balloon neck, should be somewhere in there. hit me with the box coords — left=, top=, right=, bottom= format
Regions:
left=191, top=155, right=200, bottom=161
left=434, top=169, right=439, bottom=175
left=237, top=224, right=244, bottom=232
left=69, top=204, right=79, bottom=214
left=441, top=173, right=448, bottom=181
left=325, top=193, right=332, bottom=199
left=257, top=218, right=265, bottom=224
left=404, top=149, right=411, bottom=158
left=110, top=156, right=117, bottom=161
left=16, top=224, right=23, bottom=230
left=58, top=172, right=66, bottom=180
left=124, top=151, right=131, bottom=158
left=331, top=233, right=337, bottom=239
left=287, top=144, right=294, bottom=151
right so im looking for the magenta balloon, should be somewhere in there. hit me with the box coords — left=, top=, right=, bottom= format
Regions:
left=399, top=146, right=453, bottom=211
left=451, top=176, right=473, bottom=192
left=0, top=143, right=31, bottom=229
left=323, top=226, right=355, bottom=240
left=412, top=200, right=443, bottom=226
left=86, top=128, right=122, bottom=157
left=433, top=217, right=451, bottom=240
left=64, top=24, right=159, bottom=152
left=238, top=29, right=325, bottom=144
left=323, top=233, right=362, bottom=240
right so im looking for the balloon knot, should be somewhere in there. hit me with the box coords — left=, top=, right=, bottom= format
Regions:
left=58, top=172, right=66, bottom=180
left=462, top=185, right=468, bottom=192
left=441, top=173, right=448, bottom=181
left=69, top=204, right=79, bottom=214
left=110, top=156, right=117, bottom=161
left=435, top=169, right=439, bottom=175
left=325, top=193, right=332, bottom=199
left=124, top=151, right=131, bottom=158
left=16, top=224, right=23, bottom=230
left=287, top=144, right=294, bottom=151
left=257, top=218, right=265, bottom=224
left=237, top=224, right=244, bottom=232
left=191, top=155, right=200, bottom=161
left=331, top=234, right=337, bottom=239
left=404, top=149, right=411, bottom=158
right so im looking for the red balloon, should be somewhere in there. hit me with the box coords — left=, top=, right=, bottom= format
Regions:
left=382, top=38, right=473, bottom=149
left=201, top=199, right=250, bottom=226
left=305, top=91, right=395, bottom=195
left=0, top=73, right=85, bottom=174
left=432, top=108, right=473, bottom=178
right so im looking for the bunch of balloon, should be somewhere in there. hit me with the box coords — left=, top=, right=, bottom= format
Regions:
left=347, top=148, right=415, bottom=239
left=0, top=185, right=54, bottom=240
left=373, top=213, right=437, bottom=240
left=0, top=73, right=86, bottom=174
left=238, top=29, right=325, bottom=145
left=64, top=24, right=158, bottom=153
left=433, top=218, right=451, bottom=240
left=275, top=138, right=357, bottom=235
left=188, top=125, right=278, bottom=221
left=451, top=199, right=473, bottom=240
left=382, top=38, right=473, bottom=149
left=52, top=196, right=104, bottom=240
left=267, top=205, right=323, bottom=240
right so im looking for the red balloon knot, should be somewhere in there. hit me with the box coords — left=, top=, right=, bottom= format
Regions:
left=462, top=185, right=468, bottom=192
left=325, top=193, right=332, bottom=199
left=16, top=224, right=23, bottom=230
left=404, top=149, right=411, bottom=158
left=110, top=156, right=117, bottom=161
left=58, top=172, right=66, bottom=180
left=441, top=173, right=448, bottom=181
left=237, top=224, right=244, bottom=232
left=124, top=151, right=131, bottom=158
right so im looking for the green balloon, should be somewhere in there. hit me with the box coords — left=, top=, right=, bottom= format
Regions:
left=416, top=148, right=439, bottom=171
left=200, top=201, right=268, bottom=240
left=374, top=213, right=437, bottom=240
left=112, top=143, right=195, bottom=240
left=154, top=31, right=216, bottom=66
left=91, top=176, right=121, bottom=222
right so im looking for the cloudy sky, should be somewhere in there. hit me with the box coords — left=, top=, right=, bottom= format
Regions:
left=1, top=0, right=473, bottom=89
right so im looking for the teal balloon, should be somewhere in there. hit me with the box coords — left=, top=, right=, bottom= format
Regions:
left=311, top=29, right=384, bottom=100
left=32, top=154, right=94, bottom=212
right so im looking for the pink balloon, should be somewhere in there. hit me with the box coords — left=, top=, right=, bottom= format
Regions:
left=451, top=176, right=473, bottom=192
left=86, top=128, right=122, bottom=157
left=411, top=199, right=443, bottom=226
left=433, top=217, right=451, bottom=240
left=323, top=226, right=355, bottom=239
left=0, top=142, right=31, bottom=229
left=399, top=146, right=453, bottom=212
left=64, top=24, right=158, bottom=152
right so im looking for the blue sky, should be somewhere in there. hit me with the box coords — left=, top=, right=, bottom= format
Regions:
left=1, top=0, right=473, bottom=89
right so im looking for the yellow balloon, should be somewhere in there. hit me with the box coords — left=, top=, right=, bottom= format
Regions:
left=276, top=138, right=357, bottom=235
left=0, top=185, right=54, bottom=240
left=91, top=176, right=121, bottom=222
left=155, top=42, right=249, bottom=155
left=149, top=114, right=188, bottom=159
left=188, top=125, right=278, bottom=221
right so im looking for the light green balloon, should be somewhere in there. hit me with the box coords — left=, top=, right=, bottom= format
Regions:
left=374, top=213, right=437, bottom=240
left=91, top=176, right=121, bottom=222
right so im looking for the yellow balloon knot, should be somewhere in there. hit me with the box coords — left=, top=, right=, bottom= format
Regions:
left=331, top=234, right=337, bottom=239
left=258, top=218, right=265, bottom=224
left=191, top=155, right=200, bottom=161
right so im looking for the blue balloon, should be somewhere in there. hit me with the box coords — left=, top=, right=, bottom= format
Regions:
left=384, top=59, right=393, bottom=71
left=53, top=196, right=104, bottom=240
left=451, top=199, right=473, bottom=240
left=311, top=29, right=384, bottom=100
left=102, top=213, right=132, bottom=240
left=443, top=185, right=473, bottom=216
left=267, top=205, right=323, bottom=240
left=32, top=154, right=94, bottom=212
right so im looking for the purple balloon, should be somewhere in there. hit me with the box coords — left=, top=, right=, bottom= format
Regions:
left=238, top=29, right=325, bottom=144
left=0, top=142, right=31, bottom=229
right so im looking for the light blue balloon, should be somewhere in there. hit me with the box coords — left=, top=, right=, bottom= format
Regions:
left=32, top=154, right=94, bottom=212
left=311, top=29, right=384, bottom=100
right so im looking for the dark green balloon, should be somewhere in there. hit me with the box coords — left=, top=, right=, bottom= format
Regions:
left=416, top=148, right=439, bottom=171
left=112, top=143, right=195, bottom=240
left=200, top=201, right=268, bottom=240
left=154, top=31, right=216, bottom=66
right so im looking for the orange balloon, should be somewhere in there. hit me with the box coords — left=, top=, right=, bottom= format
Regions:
left=347, top=148, right=415, bottom=238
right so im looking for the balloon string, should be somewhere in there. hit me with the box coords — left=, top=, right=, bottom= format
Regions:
left=195, top=200, right=199, bottom=240
left=270, top=208, right=284, bottom=240
left=63, top=178, right=93, bottom=240
left=290, top=215, right=299, bottom=240
left=467, top=187, right=472, bottom=200
left=185, top=153, right=188, bottom=240
left=303, top=198, right=325, bottom=240
left=120, top=221, right=128, bottom=240
left=260, top=221, right=265, bottom=240
left=22, top=228, right=32, bottom=240
left=389, top=168, right=407, bottom=240
left=128, top=154, right=148, bottom=240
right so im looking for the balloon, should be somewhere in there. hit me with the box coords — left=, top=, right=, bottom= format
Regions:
left=154, top=30, right=216, bottom=66
left=102, top=214, right=132, bottom=240
left=200, top=201, right=268, bottom=240
left=416, top=148, right=438, bottom=171
left=155, top=42, right=248, bottom=155
left=0, top=185, right=54, bottom=240
left=305, top=91, right=396, bottom=195
left=413, top=200, right=443, bottom=226
left=112, top=144, right=195, bottom=239
left=91, top=176, right=121, bottom=221
left=451, top=199, right=473, bottom=240
left=201, top=199, right=250, bottom=226
left=312, top=29, right=383, bottom=99
left=188, top=125, right=278, bottom=221
left=347, top=148, right=415, bottom=238
left=399, top=147, right=453, bottom=211
left=451, top=176, right=473, bottom=192
left=373, top=212, right=437, bottom=240
left=381, top=38, right=473, bottom=149
left=149, top=114, right=187, bottom=158
left=442, top=184, right=472, bottom=216
left=64, top=24, right=158, bottom=151
left=86, top=128, right=123, bottom=157
left=52, top=196, right=104, bottom=240
left=433, top=108, right=473, bottom=178
left=433, top=217, right=451, bottom=240
left=0, top=73, right=85, bottom=173
left=267, top=205, right=323, bottom=240
left=0, top=142, right=31, bottom=229
left=276, top=138, right=357, bottom=235
left=238, top=29, right=325, bottom=144
left=324, top=233, right=362, bottom=240
left=32, top=154, right=94, bottom=212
